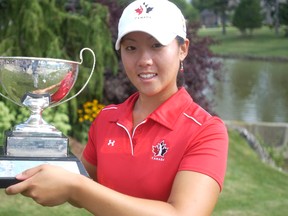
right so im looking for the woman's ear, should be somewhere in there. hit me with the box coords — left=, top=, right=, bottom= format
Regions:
left=180, top=39, right=189, bottom=61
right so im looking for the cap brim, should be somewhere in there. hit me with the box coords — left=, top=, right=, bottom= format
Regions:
left=115, top=25, right=177, bottom=50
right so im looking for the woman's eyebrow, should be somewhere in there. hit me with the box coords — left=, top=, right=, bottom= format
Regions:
left=121, top=37, right=136, bottom=42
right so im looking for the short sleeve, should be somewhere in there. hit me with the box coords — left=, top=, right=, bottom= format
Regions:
left=178, top=117, right=229, bottom=190
left=82, top=120, right=98, bottom=166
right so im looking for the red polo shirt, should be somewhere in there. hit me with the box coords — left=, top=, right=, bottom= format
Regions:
left=82, top=87, right=228, bottom=201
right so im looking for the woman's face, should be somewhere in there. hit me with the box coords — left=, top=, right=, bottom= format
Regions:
left=120, top=32, right=188, bottom=98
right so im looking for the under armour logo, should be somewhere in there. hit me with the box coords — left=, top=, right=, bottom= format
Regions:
left=107, top=139, right=115, bottom=146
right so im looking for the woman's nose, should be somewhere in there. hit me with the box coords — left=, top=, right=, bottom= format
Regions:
left=138, top=50, right=153, bottom=67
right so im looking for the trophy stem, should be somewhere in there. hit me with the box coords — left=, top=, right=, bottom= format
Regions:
left=13, top=93, right=62, bottom=136
left=5, top=93, right=67, bottom=157
left=25, top=109, right=47, bottom=126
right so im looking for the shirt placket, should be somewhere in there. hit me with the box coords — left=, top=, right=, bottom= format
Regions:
left=117, top=119, right=147, bottom=156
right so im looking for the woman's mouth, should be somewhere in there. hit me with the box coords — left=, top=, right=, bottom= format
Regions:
left=138, top=73, right=157, bottom=79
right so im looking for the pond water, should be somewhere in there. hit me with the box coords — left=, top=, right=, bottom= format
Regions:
left=212, top=58, right=288, bottom=123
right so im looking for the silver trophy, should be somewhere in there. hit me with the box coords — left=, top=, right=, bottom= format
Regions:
left=0, top=48, right=95, bottom=187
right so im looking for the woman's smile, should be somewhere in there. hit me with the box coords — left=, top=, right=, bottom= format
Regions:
left=138, top=73, right=158, bottom=80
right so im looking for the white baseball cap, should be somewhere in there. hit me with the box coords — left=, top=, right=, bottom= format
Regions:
left=115, top=0, right=186, bottom=50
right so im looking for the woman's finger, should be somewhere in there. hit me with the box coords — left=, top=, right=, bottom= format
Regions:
left=5, top=165, right=45, bottom=194
left=5, top=177, right=31, bottom=195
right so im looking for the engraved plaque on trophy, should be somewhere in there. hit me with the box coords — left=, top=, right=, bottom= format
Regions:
left=0, top=48, right=95, bottom=187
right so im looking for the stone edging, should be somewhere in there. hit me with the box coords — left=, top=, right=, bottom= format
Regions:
left=215, top=54, right=288, bottom=63
left=225, top=121, right=287, bottom=172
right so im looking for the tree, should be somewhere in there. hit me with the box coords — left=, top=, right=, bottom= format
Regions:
left=192, top=0, right=230, bottom=35
left=279, top=0, right=288, bottom=37
left=232, top=0, right=263, bottom=35
left=254, top=0, right=288, bottom=36
left=213, top=0, right=230, bottom=35
left=263, top=0, right=281, bottom=36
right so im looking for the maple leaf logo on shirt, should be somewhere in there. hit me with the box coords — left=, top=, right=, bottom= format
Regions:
left=152, top=140, right=169, bottom=157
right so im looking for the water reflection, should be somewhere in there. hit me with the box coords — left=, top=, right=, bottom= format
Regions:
left=213, top=59, right=288, bottom=123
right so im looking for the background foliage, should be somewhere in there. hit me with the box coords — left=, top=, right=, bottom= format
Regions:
left=0, top=0, right=221, bottom=144
left=0, top=0, right=117, bottom=143
left=232, top=0, right=262, bottom=35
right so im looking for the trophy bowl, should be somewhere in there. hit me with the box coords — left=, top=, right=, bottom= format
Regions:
left=0, top=48, right=96, bottom=157
left=0, top=57, right=78, bottom=133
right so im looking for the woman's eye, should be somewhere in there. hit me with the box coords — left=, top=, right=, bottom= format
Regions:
left=125, top=46, right=136, bottom=51
left=152, top=43, right=163, bottom=48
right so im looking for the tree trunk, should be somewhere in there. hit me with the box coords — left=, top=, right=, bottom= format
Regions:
left=221, top=10, right=226, bottom=35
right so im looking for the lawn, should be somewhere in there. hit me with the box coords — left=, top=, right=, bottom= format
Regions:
left=213, top=130, right=288, bottom=216
left=0, top=130, right=287, bottom=215
left=199, top=26, right=288, bottom=58
left=0, top=192, right=91, bottom=215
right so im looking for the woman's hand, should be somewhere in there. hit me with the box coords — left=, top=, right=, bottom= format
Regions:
left=5, top=164, right=80, bottom=207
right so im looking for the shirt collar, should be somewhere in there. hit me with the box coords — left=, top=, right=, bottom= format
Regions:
left=148, top=87, right=193, bottom=130
left=116, top=87, right=193, bottom=130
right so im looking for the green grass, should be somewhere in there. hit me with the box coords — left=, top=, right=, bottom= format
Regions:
left=213, top=130, right=288, bottom=216
left=199, top=26, right=288, bottom=58
left=0, top=130, right=287, bottom=215
left=0, top=193, right=91, bottom=215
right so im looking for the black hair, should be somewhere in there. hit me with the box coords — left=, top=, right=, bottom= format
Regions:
left=176, top=36, right=185, bottom=45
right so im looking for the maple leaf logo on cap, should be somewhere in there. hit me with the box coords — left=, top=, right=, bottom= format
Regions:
left=135, top=2, right=153, bottom=15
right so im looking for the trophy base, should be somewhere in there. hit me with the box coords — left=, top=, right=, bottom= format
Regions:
left=0, top=147, right=89, bottom=188
left=4, top=130, right=68, bottom=157
left=1, top=131, right=90, bottom=188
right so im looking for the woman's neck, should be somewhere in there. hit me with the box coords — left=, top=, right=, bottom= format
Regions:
left=132, top=87, right=178, bottom=127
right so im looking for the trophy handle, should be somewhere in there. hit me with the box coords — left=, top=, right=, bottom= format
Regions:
left=50, top=47, right=96, bottom=108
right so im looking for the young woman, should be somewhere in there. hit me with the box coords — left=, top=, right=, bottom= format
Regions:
left=6, top=1, right=229, bottom=215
